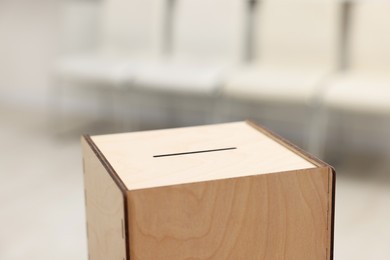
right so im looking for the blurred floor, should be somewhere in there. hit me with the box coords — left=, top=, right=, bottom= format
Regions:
left=0, top=104, right=390, bottom=259
left=0, top=105, right=87, bottom=260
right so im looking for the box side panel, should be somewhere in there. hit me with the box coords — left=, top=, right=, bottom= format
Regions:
left=82, top=137, right=127, bottom=260
left=127, top=167, right=332, bottom=260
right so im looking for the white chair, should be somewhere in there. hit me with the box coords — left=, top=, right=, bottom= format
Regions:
left=313, top=2, right=390, bottom=157
left=51, top=0, right=164, bottom=130
left=223, top=0, right=340, bottom=105
left=324, top=2, right=390, bottom=113
left=133, top=0, right=245, bottom=96
left=55, top=0, right=164, bottom=87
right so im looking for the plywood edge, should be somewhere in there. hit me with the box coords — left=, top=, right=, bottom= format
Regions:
left=318, top=165, right=335, bottom=260
left=82, top=135, right=131, bottom=260
left=307, top=165, right=335, bottom=260
left=246, top=120, right=334, bottom=169
left=82, top=135, right=129, bottom=192
left=328, top=166, right=336, bottom=260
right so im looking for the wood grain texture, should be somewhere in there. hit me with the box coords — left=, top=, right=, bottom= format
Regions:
left=249, top=120, right=336, bottom=258
left=82, top=137, right=127, bottom=260
left=83, top=121, right=335, bottom=260
left=91, top=121, right=315, bottom=191
left=127, top=167, right=332, bottom=260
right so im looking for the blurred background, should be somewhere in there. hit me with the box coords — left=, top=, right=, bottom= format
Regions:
left=1, top=0, right=390, bottom=259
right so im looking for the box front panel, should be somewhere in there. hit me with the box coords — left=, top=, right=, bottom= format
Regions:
left=128, top=167, right=332, bottom=260
left=82, top=138, right=127, bottom=260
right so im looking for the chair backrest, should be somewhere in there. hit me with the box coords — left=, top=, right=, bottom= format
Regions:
left=256, top=0, right=340, bottom=68
left=172, top=0, right=246, bottom=64
left=349, top=2, right=390, bottom=72
left=59, top=1, right=100, bottom=53
left=98, top=0, right=164, bottom=56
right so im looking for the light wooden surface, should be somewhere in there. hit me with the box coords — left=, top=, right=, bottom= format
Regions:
left=127, top=167, right=333, bottom=260
left=82, top=137, right=127, bottom=260
left=85, top=121, right=334, bottom=259
left=91, top=121, right=316, bottom=190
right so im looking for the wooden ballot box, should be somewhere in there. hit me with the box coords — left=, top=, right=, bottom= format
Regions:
left=81, top=121, right=335, bottom=260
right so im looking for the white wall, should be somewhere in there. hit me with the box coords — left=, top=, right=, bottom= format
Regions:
left=0, top=0, right=60, bottom=108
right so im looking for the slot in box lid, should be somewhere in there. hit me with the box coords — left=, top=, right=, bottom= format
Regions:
left=89, top=121, right=316, bottom=191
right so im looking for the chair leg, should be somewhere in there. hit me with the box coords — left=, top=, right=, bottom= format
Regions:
left=124, top=84, right=144, bottom=132
left=210, top=97, right=220, bottom=124
left=112, top=86, right=125, bottom=132
left=307, top=103, right=329, bottom=159
left=115, top=85, right=128, bottom=132
left=47, top=75, right=65, bottom=134
left=225, top=97, right=239, bottom=122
